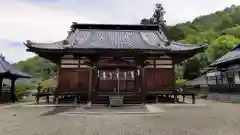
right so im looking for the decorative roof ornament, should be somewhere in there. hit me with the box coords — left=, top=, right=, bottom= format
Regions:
left=62, top=40, right=69, bottom=45
left=165, top=41, right=171, bottom=46
left=0, top=54, right=5, bottom=60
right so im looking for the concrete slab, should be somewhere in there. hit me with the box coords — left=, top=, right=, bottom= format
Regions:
left=145, top=104, right=165, bottom=112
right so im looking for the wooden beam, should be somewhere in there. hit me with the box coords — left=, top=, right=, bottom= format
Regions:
left=10, top=78, right=17, bottom=103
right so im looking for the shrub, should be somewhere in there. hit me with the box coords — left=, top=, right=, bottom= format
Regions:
left=176, top=79, right=186, bottom=88
left=15, top=83, right=35, bottom=101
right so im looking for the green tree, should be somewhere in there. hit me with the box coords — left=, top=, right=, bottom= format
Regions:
left=182, top=57, right=202, bottom=80
left=15, top=56, right=57, bottom=80
left=166, top=26, right=185, bottom=41
left=140, top=3, right=166, bottom=32
left=207, top=35, right=240, bottom=61
left=150, top=3, right=166, bottom=30
left=140, top=18, right=152, bottom=24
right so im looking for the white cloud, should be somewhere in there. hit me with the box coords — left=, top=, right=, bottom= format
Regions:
left=0, top=0, right=95, bottom=42
left=1, top=0, right=240, bottom=62
left=0, top=39, right=34, bottom=63
left=163, top=0, right=240, bottom=25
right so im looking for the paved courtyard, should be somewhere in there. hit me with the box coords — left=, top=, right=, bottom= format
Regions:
left=0, top=99, right=240, bottom=135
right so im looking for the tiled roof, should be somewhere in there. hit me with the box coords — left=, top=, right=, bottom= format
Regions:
left=210, top=49, right=240, bottom=66
left=25, top=23, right=206, bottom=52
left=0, top=55, right=31, bottom=78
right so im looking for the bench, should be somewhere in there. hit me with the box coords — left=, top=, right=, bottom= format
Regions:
left=54, top=92, right=82, bottom=104
left=33, top=89, right=53, bottom=104
left=148, top=90, right=196, bottom=104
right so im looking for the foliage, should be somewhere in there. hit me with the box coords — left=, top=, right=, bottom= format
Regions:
left=140, top=3, right=166, bottom=32
left=207, top=35, right=240, bottom=61
left=15, top=83, right=35, bottom=100
left=182, top=57, right=202, bottom=80
left=169, top=5, right=240, bottom=79
left=40, top=77, right=56, bottom=89
left=222, top=25, right=240, bottom=37
left=175, top=79, right=186, bottom=88
left=165, top=25, right=185, bottom=41
left=15, top=56, right=57, bottom=80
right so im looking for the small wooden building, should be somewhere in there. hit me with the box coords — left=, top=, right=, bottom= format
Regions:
left=208, top=44, right=240, bottom=93
left=25, top=23, right=205, bottom=104
left=0, top=55, right=31, bottom=102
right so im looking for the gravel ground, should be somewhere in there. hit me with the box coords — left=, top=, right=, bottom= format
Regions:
left=0, top=100, right=240, bottom=135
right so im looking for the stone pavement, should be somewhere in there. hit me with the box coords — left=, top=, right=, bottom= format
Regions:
left=0, top=99, right=240, bottom=135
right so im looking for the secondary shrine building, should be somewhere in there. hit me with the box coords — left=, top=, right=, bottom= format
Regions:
left=25, top=23, right=205, bottom=104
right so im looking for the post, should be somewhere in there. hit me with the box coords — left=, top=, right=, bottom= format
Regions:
left=88, top=67, right=93, bottom=107
left=0, top=78, right=3, bottom=96
left=174, top=94, right=177, bottom=104
left=46, top=89, right=50, bottom=103
left=117, top=68, right=120, bottom=96
left=192, top=94, right=196, bottom=104
left=10, top=78, right=17, bottom=103
left=36, top=84, right=41, bottom=104
left=182, top=95, right=185, bottom=103
left=134, top=69, right=138, bottom=92
left=140, top=66, right=146, bottom=104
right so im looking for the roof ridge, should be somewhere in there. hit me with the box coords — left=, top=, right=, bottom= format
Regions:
left=71, top=23, right=160, bottom=31
left=0, top=55, right=8, bottom=73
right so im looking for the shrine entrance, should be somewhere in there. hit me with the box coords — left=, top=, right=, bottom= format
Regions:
left=97, top=68, right=139, bottom=93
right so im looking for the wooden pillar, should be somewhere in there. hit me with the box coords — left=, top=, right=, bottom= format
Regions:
left=46, top=89, right=50, bottom=103
left=174, top=94, right=177, bottom=104
left=134, top=69, right=138, bottom=92
left=140, top=66, right=146, bottom=104
left=0, top=78, right=3, bottom=96
left=36, top=84, right=41, bottom=104
left=88, top=68, right=93, bottom=102
left=192, top=94, right=196, bottom=104
left=10, top=78, right=17, bottom=103
left=54, top=62, right=60, bottom=104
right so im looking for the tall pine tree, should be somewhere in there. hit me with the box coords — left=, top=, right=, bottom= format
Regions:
left=140, top=3, right=166, bottom=32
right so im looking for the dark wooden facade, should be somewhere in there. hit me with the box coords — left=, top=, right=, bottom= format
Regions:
left=25, top=23, right=206, bottom=104
left=207, top=67, right=240, bottom=93
left=208, top=44, right=240, bottom=94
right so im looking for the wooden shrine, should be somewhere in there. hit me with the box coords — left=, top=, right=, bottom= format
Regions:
left=25, top=23, right=206, bottom=104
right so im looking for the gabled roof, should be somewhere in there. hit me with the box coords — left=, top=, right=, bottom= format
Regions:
left=210, top=44, right=240, bottom=67
left=0, top=55, right=31, bottom=78
left=25, top=23, right=206, bottom=53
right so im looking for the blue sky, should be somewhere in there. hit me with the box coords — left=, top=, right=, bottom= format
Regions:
left=1, top=0, right=240, bottom=63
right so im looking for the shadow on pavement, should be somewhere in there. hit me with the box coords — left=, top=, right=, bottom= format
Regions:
left=41, top=106, right=77, bottom=116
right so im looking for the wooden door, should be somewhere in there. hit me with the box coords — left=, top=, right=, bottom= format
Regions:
left=145, top=68, right=174, bottom=91
left=119, top=69, right=136, bottom=92
left=58, top=68, right=90, bottom=93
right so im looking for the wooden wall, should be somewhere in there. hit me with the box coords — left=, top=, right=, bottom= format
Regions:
left=58, top=68, right=90, bottom=93
left=56, top=55, right=91, bottom=94
left=144, top=57, right=175, bottom=91
left=145, top=68, right=174, bottom=90
left=56, top=55, right=175, bottom=93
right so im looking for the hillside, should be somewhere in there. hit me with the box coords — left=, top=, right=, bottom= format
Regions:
left=15, top=56, right=56, bottom=80
left=15, top=5, right=240, bottom=80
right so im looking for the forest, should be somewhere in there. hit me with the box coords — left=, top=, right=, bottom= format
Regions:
left=15, top=4, right=240, bottom=85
